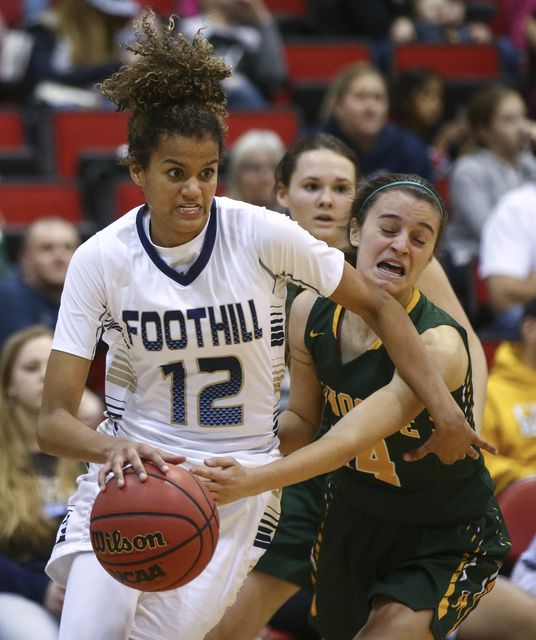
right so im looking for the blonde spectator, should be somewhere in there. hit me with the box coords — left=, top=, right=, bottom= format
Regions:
left=0, top=326, right=85, bottom=640
left=225, top=129, right=285, bottom=211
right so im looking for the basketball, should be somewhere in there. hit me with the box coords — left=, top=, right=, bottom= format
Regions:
left=90, top=462, right=220, bottom=592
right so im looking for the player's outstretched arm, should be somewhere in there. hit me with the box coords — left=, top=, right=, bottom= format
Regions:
left=38, top=350, right=185, bottom=490
left=417, top=257, right=488, bottom=432
left=193, top=380, right=419, bottom=504
left=330, top=262, right=482, bottom=463
left=193, top=324, right=497, bottom=504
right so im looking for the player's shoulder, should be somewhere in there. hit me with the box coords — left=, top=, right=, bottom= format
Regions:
left=421, top=323, right=468, bottom=389
left=289, top=290, right=320, bottom=332
left=91, top=206, right=140, bottom=251
left=215, top=196, right=299, bottom=235
left=216, top=196, right=290, bottom=221
left=292, top=288, right=319, bottom=312
left=69, top=207, right=140, bottom=274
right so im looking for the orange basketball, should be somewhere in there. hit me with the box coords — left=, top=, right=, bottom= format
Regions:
left=90, top=462, right=219, bottom=592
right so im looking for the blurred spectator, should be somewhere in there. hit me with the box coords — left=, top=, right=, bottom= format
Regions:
left=0, top=217, right=80, bottom=348
left=391, top=0, right=493, bottom=43
left=0, top=326, right=85, bottom=640
left=389, top=0, right=519, bottom=76
left=0, top=8, right=34, bottom=101
left=317, top=61, right=435, bottom=181
left=179, top=0, right=287, bottom=109
left=21, top=0, right=52, bottom=23
left=503, top=0, right=536, bottom=117
left=22, top=0, right=140, bottom=108
left=390, top=67, right=469, bottom=177
left=444, top=83, right=536, bottom=309
left=0, top=213, right=11, bottom=280
left=305, top=0, right=411, bottom=38
left=480, top=298, right=536, bottom=494
left=479, top=182, right=536, bottom=340
left=224, top=129, right=286, bottom=210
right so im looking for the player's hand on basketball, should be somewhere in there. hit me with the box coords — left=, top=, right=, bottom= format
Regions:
left=191, top=457, right=257, bottom=505
left=98, top=439, right=186, bottom=491
left=403, top=418, right=498, bottom=464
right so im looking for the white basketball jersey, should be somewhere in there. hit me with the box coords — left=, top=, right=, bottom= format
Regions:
left=53, top=197, right=344, bottom=462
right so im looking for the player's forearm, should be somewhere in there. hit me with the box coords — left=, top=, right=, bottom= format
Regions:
left=251, top=389, right=408, bottom=493
left=372, top=295, right=462, bottom=428
left=277, top=409, right=320, bottom=455
left=38, top=406, right=119, bottom=463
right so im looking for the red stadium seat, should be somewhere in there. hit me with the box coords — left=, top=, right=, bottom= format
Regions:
left=0, top=109, right=25, bottom=148
left=264, top=0, right=307, bottom=17
left=0, top=109, right=45, bottom=175
left=393, top=43, right=502, bottom=79
left=53, top=109, right=130, bottom=178
left=481, top=339, right=501, bottom=368
left=284, top=41, right=371, bottom=84
left=225, top=108, right=301, bottom=147
left=148, top=0, right=176, bottom=16
left=114, top=181, right=144, bottom=219
left=497, top=476, right=536, bottom=565
left=0, top=181, right=83, bottom=227
left=54, top=108, right=300, bottom=178
left=436, top=178, right=450, bottom=210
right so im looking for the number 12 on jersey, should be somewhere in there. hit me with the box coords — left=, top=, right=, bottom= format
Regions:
left=161, top=356, right=244, bottom=427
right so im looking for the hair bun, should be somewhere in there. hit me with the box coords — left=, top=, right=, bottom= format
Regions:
left=99, top=11, right=231, bottom=117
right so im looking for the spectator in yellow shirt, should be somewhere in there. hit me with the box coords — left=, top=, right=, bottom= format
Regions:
left=482, top=297, right=536, bottom=494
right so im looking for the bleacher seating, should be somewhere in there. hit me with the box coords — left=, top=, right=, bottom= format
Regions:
left=285, top=40, right=371, bottom=83
left=147, top=0, right=176, bottom=17
left=0, top=15, right=519, bottom=328
left=264, top=0, right=307, bottom=19
left=0, top=110, right=25, bottom=148
left=0, top=109, right=41, bottom=175
left=497, top=476, right=536, bottom=567
left=114, top=181, right=144, bottom=219
left=52, top=109, right=130, bottom=179
left=392, top=42, right=502, bottom=80
left=393, top=41, right=504, bottom=121
left=0, top=181, right=83, bottom=228
left=225, top=108, right=301, bottom=147
left=283, top=40, right=371, bottom=127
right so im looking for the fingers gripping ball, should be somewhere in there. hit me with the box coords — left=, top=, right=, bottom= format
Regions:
left=90, top=463, right=220, bottom=591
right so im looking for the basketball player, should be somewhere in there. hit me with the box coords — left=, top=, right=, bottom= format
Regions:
left=37, top=13, right=494, bottom=640
left=206, top=136, right=536, bottom=640
left=194, top=175, right=511, bottom=640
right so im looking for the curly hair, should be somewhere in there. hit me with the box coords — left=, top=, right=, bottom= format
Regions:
left=99, top=11, right=232, bottom=168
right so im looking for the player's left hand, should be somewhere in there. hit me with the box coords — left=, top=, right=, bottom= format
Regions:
left=403, top=419, right=498, bottom=464
left=190, top=457, right=258, bottom=505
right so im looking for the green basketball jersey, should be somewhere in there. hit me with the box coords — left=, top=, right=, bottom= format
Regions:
left=304, top=288, right=495, bottom=526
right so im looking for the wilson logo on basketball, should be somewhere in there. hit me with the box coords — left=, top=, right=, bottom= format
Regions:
left=109, top=564, right=168, bottom=585
left=91, top=530, right=168, bottom=554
